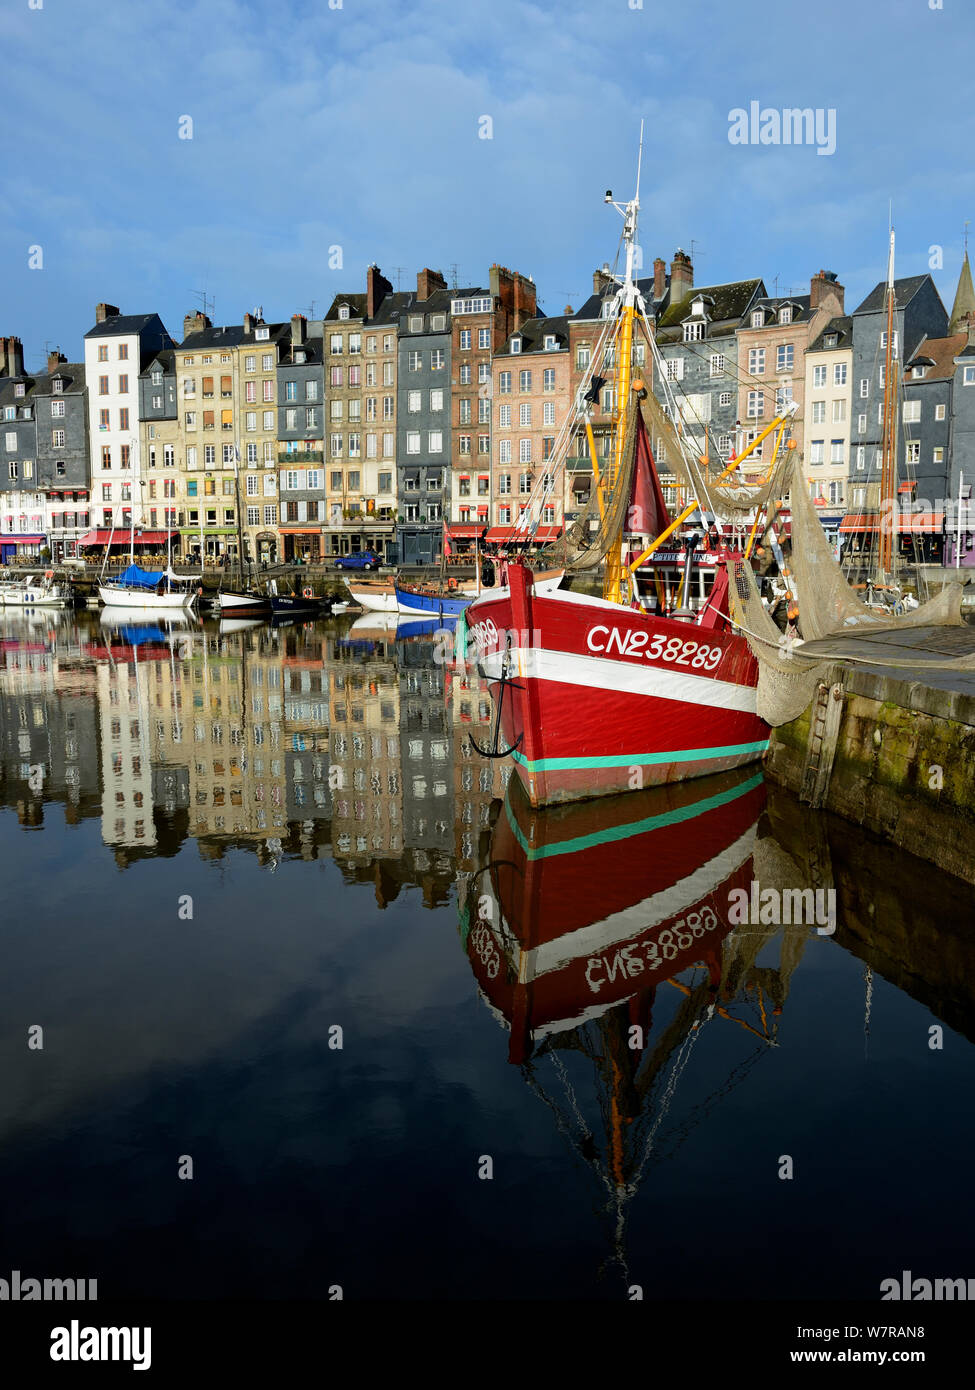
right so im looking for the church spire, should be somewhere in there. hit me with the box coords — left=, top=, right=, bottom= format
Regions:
left=949, top=240, right=975, bottom=333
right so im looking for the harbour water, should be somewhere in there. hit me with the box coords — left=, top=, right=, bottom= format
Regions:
left=1, top=607, right=974, bottom=1302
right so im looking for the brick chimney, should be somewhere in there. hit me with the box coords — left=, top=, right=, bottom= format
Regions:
left=593, top=263, right=615, bottom=296
left=183, top=311, right=211, bottom=338
left=47, top=349, right=67, bottom=373
left=367, top=264, right=393, bottom=319
left=565, top=304, right=574, bottom=315
left=95, top=303, right=120, bottom=324
left=0, top=335, right=25, bottom=377
left=669, top=250, right=693, bottom=304
left=810, top=269, right=845, bottom=314
left=416, top=268, right=447, bottom=301
left=291, top=314, right=306, bottom=347
left=654, top=257, right=666, bottom=301
left=243, top=312, right=253, bottom=334
left=512, top=272, right=537, bottom=332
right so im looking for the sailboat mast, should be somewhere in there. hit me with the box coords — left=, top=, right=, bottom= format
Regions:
left=603, top=121, right=644, bottom=605
left=879, top=229, right=898, bottom=578
left=233, top=445, right=245, bottom=585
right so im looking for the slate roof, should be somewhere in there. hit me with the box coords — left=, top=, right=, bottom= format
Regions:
left=949, top=252, right=975, bottom=333
left=84, top=312, right=170, bottom=340
left=175, top=322, right=290, bottom=351
left=279, top=336, right=324, bottom=365
left=497, top=314, right=570, bottom=356
left=325, top=293, right=368, bottom=322
left=807, top=314, right=854, bottom=353
left=0, top=364, right=86, bottom=404
left=852, top=275, right=930, bottom=315
left=140, top=349, right=176, bottom=377
left=744, top=293, right=813, bottom=326
left=657, top=278, right=765, bottom=332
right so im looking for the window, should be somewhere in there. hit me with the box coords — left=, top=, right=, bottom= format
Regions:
left=498, top=440, right=511, bottom=465
left=775, top=386, right=793, bottom=413
left=902, top=400, right=920, bottom=423
left=809, top=441, right=824, bottom=465
left=408, top=351, right=422, bottom=372
left=246, top=506, right=260, bottom=526
left=204, top=445, right=215, bottom=465
left=830, top=440, right=844, bottom=465
left=812, top=364, right=827, bottom=388
left=751, top=311, right=764, bottom=328
left=857, top=413, right=866, bottom=434
left=246, top=410, right=257, bottom=432
left=964, top=367, right=975, bottom=386
left=331, top=470, right=343, bottom=490
left=746, top=391, right=764, bottom=418
left=519, top=369, right=532, bottom=392
left=664, top=358, right=683, bottom=382
left=430, top=349, right=445, bottom=369
left=859, top=378, right=869, bottom=397
left=833, top=362, right=847, bottom=386
left=383, top=396, right=394, bottom=420
left=683, top=321, right=704, bottom=342
left=330, top=401, right=344, bottom=422
left=811, top=401, right=826, bottom=424
left=255, top=327, right=270, bottom=342
left=431, top=389, right=445, bottom=412
left=52, top=429, right=65, bottom=447
left=748, top=348, right=765, bottom=375
left=936, top=403, right=946, bottom=420
left=906, top=441, right=920, bottom=465
left=832, top=399, right=846, bottom=423
left=378, top=471, right=392, bottom=493
left=99, top=375, right=109, bottom=394
left=542, top=401, right=556, bottom=427
left=519, top=403, right=531, bottom=427
left=406, top=432, right=420, bottom=454
left=880, top=330, right=898, bottom=357
left=428, top=431, right=442, bottom=453
left=519, top=439, right=532, bottom=464
left=348, top=433, right=361, bottom=457
left=933, top=447, right=944, bottom=464
left=459, top=363, right=471, bottom=385
left=119, top=408, right=129, bottom=430
left=97, top=345, right=108, bottom=362
left=459, top=329, right=471, bottom=350
left=718, top=391, right=733, bottom=407
left=707, top=353, right=725, bottom=377
left=51, top=399, right=65, bottom=418
left=855, top=448, right=865, bottom=472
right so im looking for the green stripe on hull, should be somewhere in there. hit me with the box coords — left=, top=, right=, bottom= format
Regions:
left=504, top=768, right=765, bottom=861
left=510, top=740, right=770, bottom=773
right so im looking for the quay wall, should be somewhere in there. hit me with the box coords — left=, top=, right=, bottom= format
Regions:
left=766, top=663, right=975, bottom=883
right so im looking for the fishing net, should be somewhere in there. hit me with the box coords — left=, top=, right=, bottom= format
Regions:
left=545, top=397, right=642, bottom=572
left=728, top=455, right=972, bottom=725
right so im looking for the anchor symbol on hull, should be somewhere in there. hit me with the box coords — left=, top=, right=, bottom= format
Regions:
left=470, top=633, right=524, bottom=760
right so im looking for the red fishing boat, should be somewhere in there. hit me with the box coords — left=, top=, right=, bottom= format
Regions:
left=466, top=131, right=794, bottom=808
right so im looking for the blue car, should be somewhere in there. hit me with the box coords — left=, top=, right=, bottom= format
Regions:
left=334, top=550, right=381, bottom=571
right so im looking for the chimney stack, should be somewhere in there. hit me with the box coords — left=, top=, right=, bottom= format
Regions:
left=243, top=312, right=253, bottom=334
left=593, top=263, right=615, bottom=296
left=47, top=349, right=67, bottom=373
left=416, top=267, right=447, bottom=301
left=669, top=250, right=693, bottom=304
left=291, top=314, right=306, bottom=347
left=654, top=257, right=666, bottom=301
left=95, top=303, right=120, bottom=325
left=810, top=269, right=845, bottom=313
left=183, top=311, right=211, bottom=339
left=0, top=335, right=25, bottom=378
left=367, top=264, right=393, bottom=319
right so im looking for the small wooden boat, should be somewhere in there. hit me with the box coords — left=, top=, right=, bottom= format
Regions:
left=217, top=588, right=272, bottom=617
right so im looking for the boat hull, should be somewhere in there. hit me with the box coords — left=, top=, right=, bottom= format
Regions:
left=468, top=563, right=768, bottom=807
left=217, top=590, right=272, bottom=616
left=269, top=596, right=320, bottom=618
left=98, top=584, right=192, bottom=610
left=395, top=583, right=472, bottom=617
left=347, top=583, right=398, bottom=613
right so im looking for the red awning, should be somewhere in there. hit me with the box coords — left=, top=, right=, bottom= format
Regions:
left=484, top=525, right=563, bottom=544
left=0, top=534, right=45, bottom=544
left=279, top=527, right=323, bottom=534
left=78, top=529, right=176, bottom=546
left=447, top=524, right=486, bottom=538
left=839, top=512, right=944, bottom=534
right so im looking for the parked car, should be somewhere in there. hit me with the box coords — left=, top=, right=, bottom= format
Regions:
left=334, top=550, right=382, bottom=571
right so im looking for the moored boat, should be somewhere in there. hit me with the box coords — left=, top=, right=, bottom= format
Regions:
left=217, top=588, right=272, bottom=617
left=98, top=564, right=197, bottom=610
left=0, top=572, right=71, bottom=607
left=346, top=580, right=398, bottom=613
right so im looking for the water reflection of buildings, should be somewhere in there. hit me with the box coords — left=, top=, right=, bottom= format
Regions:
left=0, top=615, right=100, bottom=828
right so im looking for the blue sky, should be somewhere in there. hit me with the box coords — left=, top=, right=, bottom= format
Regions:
left=2, top=0, right=972, bottom=369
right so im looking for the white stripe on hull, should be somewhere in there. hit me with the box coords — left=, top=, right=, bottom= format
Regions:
left=481, top=644, right=758, bottom=716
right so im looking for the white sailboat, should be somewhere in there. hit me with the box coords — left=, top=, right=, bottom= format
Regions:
left=0, top=572, right=71, bottom=607
left=97, top=464, right=199, bottom=610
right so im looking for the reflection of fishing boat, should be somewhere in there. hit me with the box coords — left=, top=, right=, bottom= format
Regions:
left=218, top=616, right=266, bottom=635
left=461, top=764, right=804, bottom=1282
left=464, top=767, right=767, bottom=1055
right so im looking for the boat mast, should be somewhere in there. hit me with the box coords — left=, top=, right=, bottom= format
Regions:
left=233, top=443, right=245, bottom=589
left=878, top=228, right=898, bottom=579
left=602, top=123, right=645, bottom=604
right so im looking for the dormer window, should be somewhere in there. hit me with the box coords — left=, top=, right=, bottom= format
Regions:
left=431, top=314, right=446, bottom=331
left=912, top=365, right=926, bottom=379
left=151, top=370, right=163, bottom=387
left=14, top=383, right=25, bottom=397
left=53, top=377, right=64, bottom=393
left=544, top=335, right=557, bottom=350
left=409, top=315, right=423, bottom=332
left=601, top=300, right=614, bottom=319
left=751, top=311, right=763, bottom=328
left=294, top=350, right=306, bottom=364
left=510, top=337, right=522, bottom=354
left=825, top=334, right=838, bottom=348
left=779, top=306, right=792, bottom=324
left=339, top=305, right=350, bottom=320
left=255, top=326, right=270, bottom=341
left=683, top=321, right=704, bottom=342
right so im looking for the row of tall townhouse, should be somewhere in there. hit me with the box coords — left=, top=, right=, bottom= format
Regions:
left=4, top=250, right=975, bottom=567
